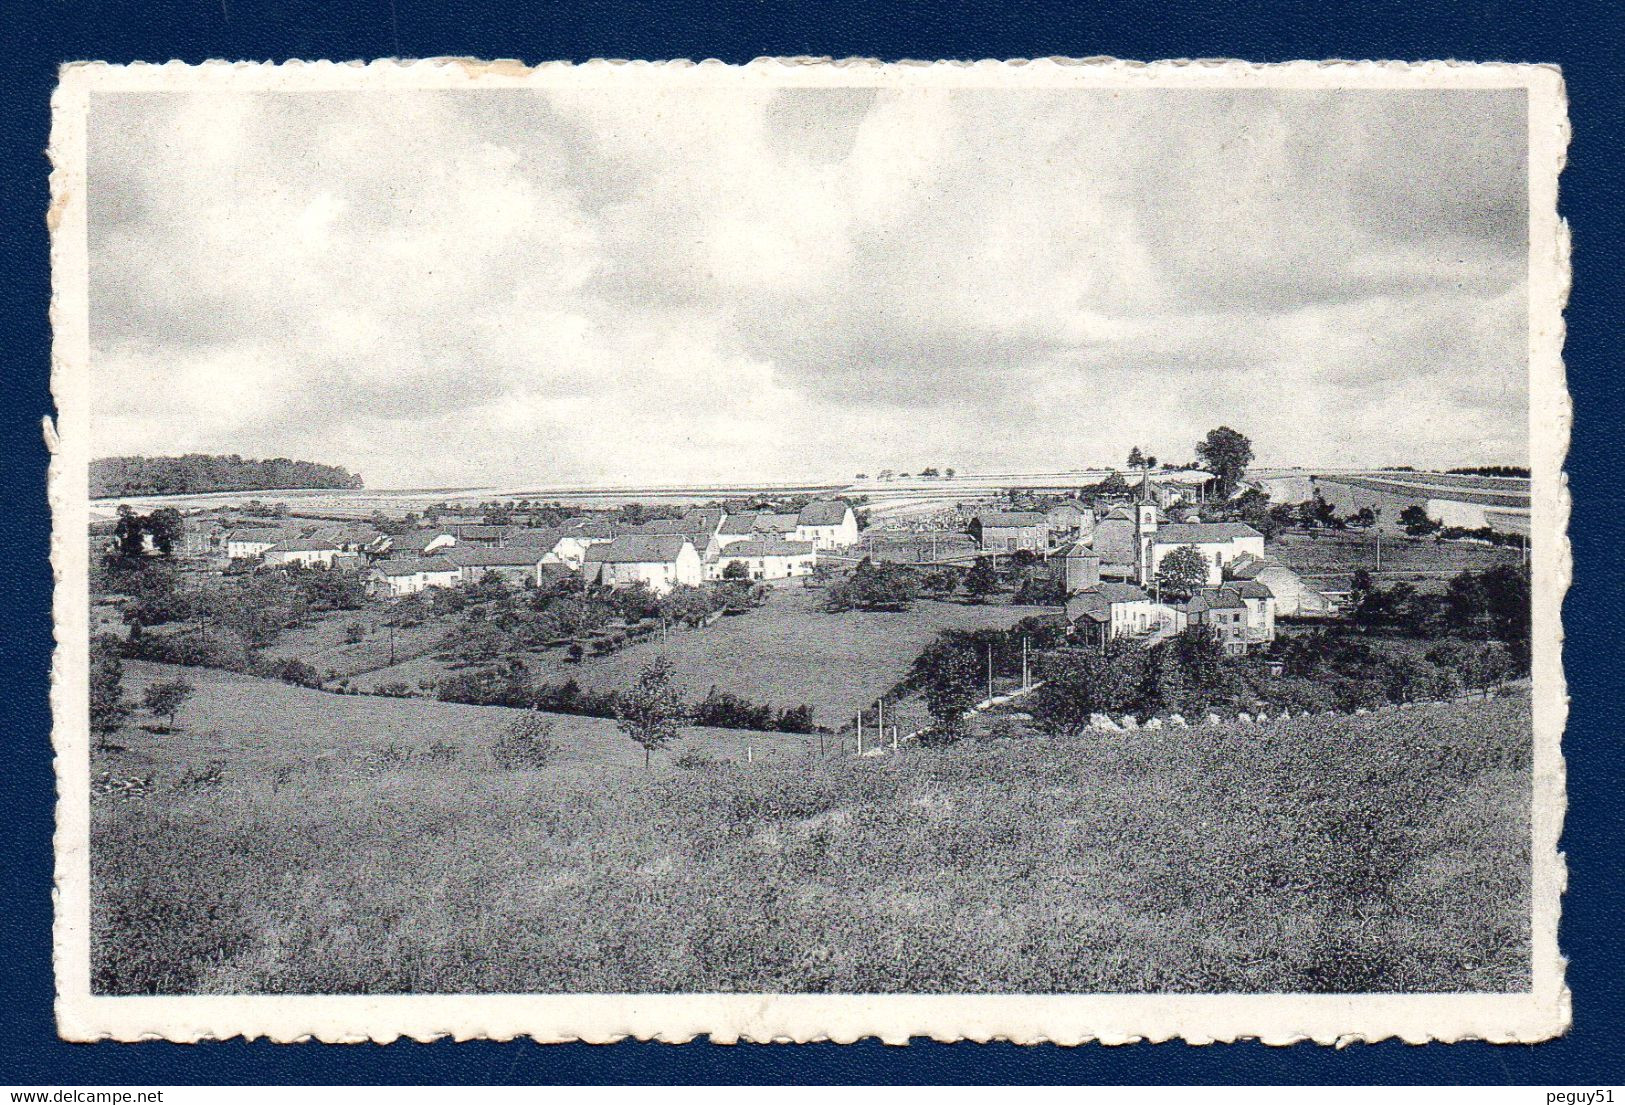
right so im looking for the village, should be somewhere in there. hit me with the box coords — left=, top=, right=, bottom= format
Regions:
left=88, top=434, right=1533, bottom=753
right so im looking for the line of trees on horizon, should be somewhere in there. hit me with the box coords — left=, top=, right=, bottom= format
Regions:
left=92, top=454, right=364, bottom=499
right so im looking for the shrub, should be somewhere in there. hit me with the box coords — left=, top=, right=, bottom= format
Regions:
left=492, top=712, right=560, bottom=770
left=276, top=658, right=323, bottom=688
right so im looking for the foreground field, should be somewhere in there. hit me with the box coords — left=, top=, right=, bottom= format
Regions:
left=93, top=666, right=1531, bottom=995
left=352, top=586, right=1055, bottom=724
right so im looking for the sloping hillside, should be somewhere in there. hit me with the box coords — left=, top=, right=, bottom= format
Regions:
left=92, top=673, right=1530, bottom=996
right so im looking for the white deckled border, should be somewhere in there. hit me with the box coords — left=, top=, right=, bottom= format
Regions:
left=48, top=56, right=1571, bottom=1046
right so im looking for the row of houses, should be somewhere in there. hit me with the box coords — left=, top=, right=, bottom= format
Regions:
left=367, top=500, right=857, bottom=597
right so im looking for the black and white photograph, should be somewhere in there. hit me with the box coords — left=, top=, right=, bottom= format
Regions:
left=47, top=59, right=1568, bottom=1044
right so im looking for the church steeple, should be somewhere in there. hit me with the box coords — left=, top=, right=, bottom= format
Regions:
left=1135, top=470, right=1158, bottom=586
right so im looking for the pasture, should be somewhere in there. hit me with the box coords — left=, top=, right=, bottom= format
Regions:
left=352, top=586, right=1056, bottom=725
left=92, top=667, right=1531, bottom=995
left=1272, top=529, right=1522, bottom=588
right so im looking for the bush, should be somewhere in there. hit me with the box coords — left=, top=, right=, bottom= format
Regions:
left=492, top=712, right=560, bottom=769
left=275, top=658, right=323, bottom=688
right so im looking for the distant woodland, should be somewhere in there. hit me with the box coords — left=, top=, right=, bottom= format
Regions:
left=91, top=454, right=364, bottom=498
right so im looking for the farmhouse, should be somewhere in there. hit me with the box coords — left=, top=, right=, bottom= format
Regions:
left=795, top=500, right=859, bottom=550
left=1225, top=553, right=1338, bottom=618
left=183, top=518, right=230, bottom=559
left=369, top=557, right=464, bottom=596
left=972, top=511, right=1050, bottom=553
left=441, top=545, right=546, bottom=585
left=754, top=513, right=801, bottom=538
left=225, top=527, right=290, bottom=560
left=1066, top=583, right=1184, bottom=647
left=1177, top=583, right=1277, bottom=655
left=308, top=523, right=390, bottom=555
left=581, top=535, right=704, bottom=595
left=393, top=529, right=458, bottom=556
left=505, top=528, right=593, bottom=569
left=715, top=513, right=766, bottom=549
left=1044, top=500, right=1095, bottom=538
left=710, top=538, right=817, bottom=581
left=622, top=518, right=724, bottom=562
left=261, top=537, right=357, bottom=570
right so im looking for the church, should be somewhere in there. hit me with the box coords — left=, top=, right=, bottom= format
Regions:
left=1090, top=476, right=1264, bottom=586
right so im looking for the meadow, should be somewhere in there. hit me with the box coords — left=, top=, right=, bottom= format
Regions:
left=1271, top=529, right=1521, bottom=587
left=93, top=661, right=1530, bottom=995
left=350, top=585, right=1054, bottom=724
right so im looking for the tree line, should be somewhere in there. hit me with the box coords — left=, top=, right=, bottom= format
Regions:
left=92, top=454, right=363, bottom=498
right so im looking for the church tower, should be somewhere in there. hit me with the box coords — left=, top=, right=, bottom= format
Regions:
left=1135, top=471, right=1158, bottom=586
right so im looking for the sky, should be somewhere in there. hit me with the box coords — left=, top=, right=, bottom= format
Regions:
left=86, top=85, right=1530, bottom=489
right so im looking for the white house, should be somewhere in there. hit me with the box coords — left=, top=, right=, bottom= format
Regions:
left=262, top=538, right=357, bottom=570
left=581, top=535, right=704, bottom=595
left=225, top=527, right=288, bottom=560
left=370, top=557, right=464, bottom=596
left=794, top=500, right=859, bottom=550
left=710, top=538, right=817, bottom=581
left=1065, top=582, right=1185, bottom=647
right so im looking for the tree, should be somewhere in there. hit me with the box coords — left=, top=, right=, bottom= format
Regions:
left=920, top=467, right=940, bottom=478
left=964, top=557, right=998, bottom=602
left=113, top=505, right=146, bottom=561
left=913, top=638, right=983, bottom=743
left=945, top=467, right=956, bottom=479
left=1126, top=446, right=1145, bottom=470
left=1154, top=544, right=1209, bottom=600
left=1089, top=471, right=1131, bottom=498
left=146, top=508, right=185, bottom=557
left=1031, top=643, right=1147, bottom=735
left=721, top=560, right=749, bottom=580
left=1194, top=427, right=1254, bottom=500
left=1399, top=504, right=1440, bottom=537
left=89, top=635, right=128, bottom=741
left=614, top=656, right=687, bottom=767
left=142, top=678, right=194, bottom=732
left=1144, top=455, right=1158, bottom=470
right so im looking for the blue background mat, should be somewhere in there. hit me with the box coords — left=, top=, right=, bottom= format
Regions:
left=2, top=0, right=1620, bottom=1084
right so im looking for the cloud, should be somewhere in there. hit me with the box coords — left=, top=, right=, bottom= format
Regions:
left=85, top=84, right=1530, bottom=487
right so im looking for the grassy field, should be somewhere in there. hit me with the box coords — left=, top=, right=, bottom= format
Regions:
left=93, top=663, right=1530, bottom=995
left=351, top=586, right=1054, bottom=724
left=1272, top=530, right=1521, bottom=588
left=260, top=607, right=449, bottom=681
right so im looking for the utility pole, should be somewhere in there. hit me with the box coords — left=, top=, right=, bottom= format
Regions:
left=389, top=622, right=396, bottom=666
left=987, top=642, right=994, bottom=701
left=1375, top=526, right=1382, bottom=571
left=1022, top=636, right=1030, bottom=691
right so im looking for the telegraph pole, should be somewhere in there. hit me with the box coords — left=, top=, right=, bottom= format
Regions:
left=986, top=642, right=994, bottom=700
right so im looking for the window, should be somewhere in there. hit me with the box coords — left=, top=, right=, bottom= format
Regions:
left=1006, top=537, right=1017, bottom=551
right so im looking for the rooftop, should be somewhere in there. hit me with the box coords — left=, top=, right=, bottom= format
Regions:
left=719, top=539, right=816, bottom=557
left=585, top=534, right=694, bottom=564
left=798, top=500, right=851, bottom=527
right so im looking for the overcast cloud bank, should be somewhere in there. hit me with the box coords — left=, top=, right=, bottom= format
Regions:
left=88, top=87, right=1528, bottom=488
